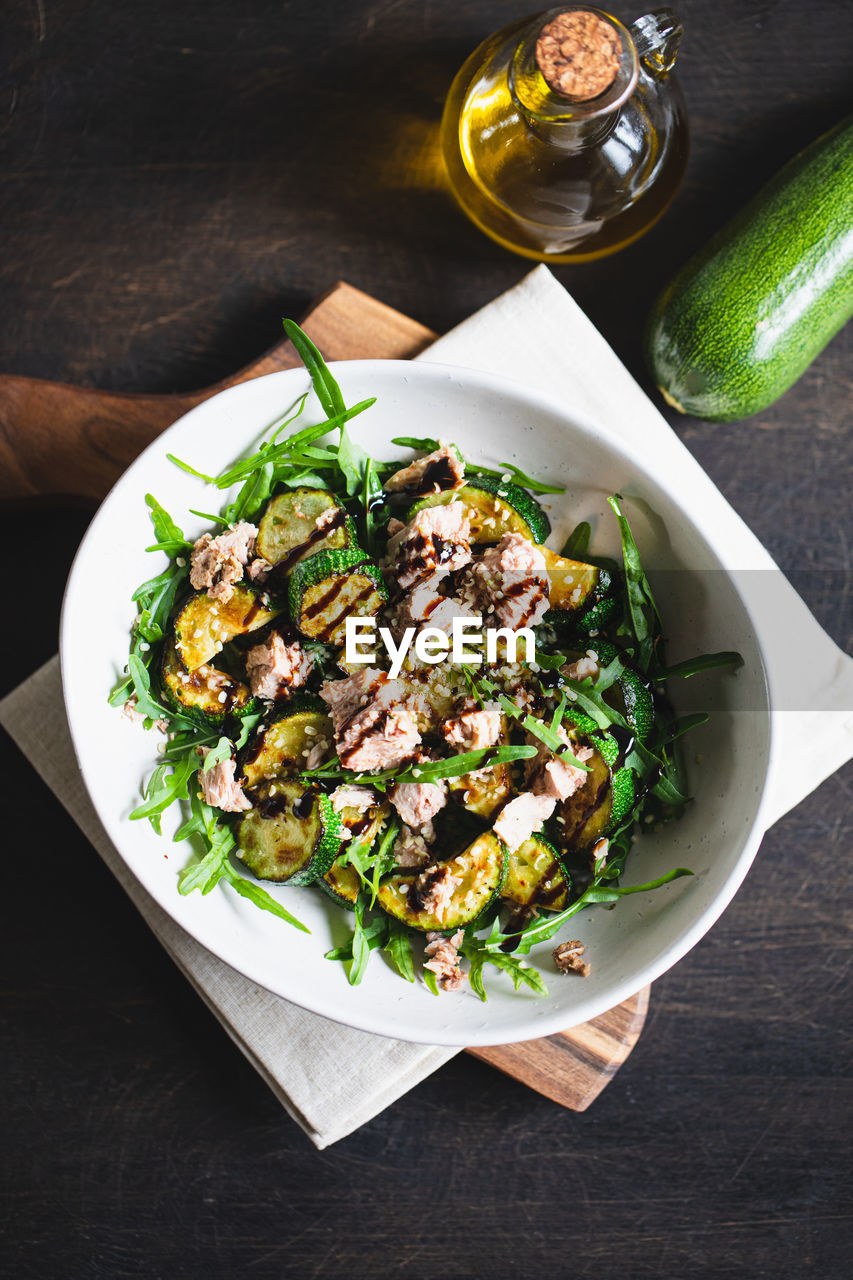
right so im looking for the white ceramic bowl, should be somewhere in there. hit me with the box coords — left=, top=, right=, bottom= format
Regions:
left=61, top=361, right=773, bottom=1045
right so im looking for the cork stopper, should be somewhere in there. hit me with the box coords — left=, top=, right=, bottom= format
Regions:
left=535, top=10, right=621, bottom=100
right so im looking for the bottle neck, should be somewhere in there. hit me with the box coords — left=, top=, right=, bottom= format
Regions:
left=509, top=7, right=639, bottom=150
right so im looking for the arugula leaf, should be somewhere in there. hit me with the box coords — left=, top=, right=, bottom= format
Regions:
left=607, top=494, right=660, bottom=670
left=467, top=462, right=564, bottom=495
left=223, top=461, right=275, bottom=525
left=391, top=435, right=440, bottom=452
left=561, top=520, right=591, bottom=559
left=201, top=737, right=232, bottom=772
left=127, top=654, right=172, bottom=724
left=189, top=508, right=230, bottom=528
left=145, top=494, right=191, bottom=550
left=594, top=651, right=625, bottom=694
left=508, top=866, right=693, bottom=954
left=495, top=463, right=563, bottom=495
left=213, top=402, right=373, bottom=489
left=130, top=749, right=198, bottom=824
left=234, top=711, right=263, bottom=752
left=108, top=672, right=133, bottom=709
left=650, top=773, right=690, bottom=806
left=422, top=967, right=440, bottom=997
left=282, top=318, right=346, bottom=419
left=656, top=651, right=743, bottom=681
left=221, top=867, right=310, bottom=933
left=461, top=925, right=549, bottom=1001
left=383, top=918, right=415, bottom=983
left=653, top=712, right=709, bottom=748
left=399, top=744, right=537, bottom=784
left=167, top=456, right=216, bottom=483
left=561, top=676, right=623, bottom=731
left=338, top=421, right=369, bottom=498
left=362, top=456, right=386, bottom=556
left=178, top=843, right=231, bottom=895
left=349, top=893, right=375, bottom=985
left=339, top=817, right=400, bottom=906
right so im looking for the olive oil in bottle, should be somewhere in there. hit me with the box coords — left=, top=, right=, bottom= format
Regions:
left=441, top=6, right=688, bottom=262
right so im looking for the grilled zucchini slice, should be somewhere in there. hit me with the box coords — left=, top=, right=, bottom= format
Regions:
left=289, top=548, right=387, bottom=644
left=161, top=639, right=254, bottom=721
left=237, top=781, right=344, bottom=884
left=377, top=832, right=507, bottom=933
left=555, top=744, right=613, bottom=852
left=550, top=724, right=638, bottom=851
left=502, top=834, right=571, bottom=912
left=408, top=475, right=550, bottom=544
left=448, top=762, right=511, bottom=820
left=540, top=548, right=617, bottom=633
left=320, top=857, right=361, bottom=908
left=174, top=584, right=281, bottom=671
left=561, top=643, right=654, bottom=745
left=447, top=716, right=512, bottom=819
left=256, top=489, right=356, bottom=572
left=597, top=642, right=654, bottom=744
left=320, top=803, right=389, bottom=909
left=240, top=698, right=333, bottom=789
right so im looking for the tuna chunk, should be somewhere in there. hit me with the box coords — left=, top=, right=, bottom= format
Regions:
left=409, top=862, right=461, bottom=923
left=197, top=750, right=252, bottom=813
left=393, top=825, right=432, bottom=868
left=245, top=631, right=312, bottom=700
left=552, top=939, right=590, bottom=977
left=423, top=599, right=481, bottom=637
left=474, top=533, right=550, bottom=629
left=340, top=705, right=421, bottom=772
left=390, top=779, right=447, bottom=829
left=320, top=669, right=422, bottom=772
left=424, top=929, right=466, bottom=991
left=404, top=573, right=448, bottom=624
left=534, top=744, right=594, bottom=802
left=331, top=784, right=378, bottom=814
left=493, top=792, right=556, bottom=852
left=320, top=667, right=388, bottom=729
left=384, top=440, right=465, bottom=495
left=461, top=533, right=550, bottom=629
left=189, top=522, right=257, bottom=603
left=525, top=724, right=594, bottom=801
left=122, top=696, right=169, bottom=734
left=562, top=654, right=599, bottom=683
left=387, top=502, right=472, bottom=591
left=443, top=702, right=502, bottom=751
left=246, top=557, right=272, bottom=584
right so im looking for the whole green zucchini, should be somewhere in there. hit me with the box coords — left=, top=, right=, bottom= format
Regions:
left=646, top=116, right=853, bottom=421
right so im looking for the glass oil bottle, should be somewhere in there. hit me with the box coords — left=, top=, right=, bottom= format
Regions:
left=440, top=6, right=688, bottom=262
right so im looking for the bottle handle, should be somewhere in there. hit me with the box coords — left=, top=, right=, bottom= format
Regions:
left=630, top=9, right=683, bottom=79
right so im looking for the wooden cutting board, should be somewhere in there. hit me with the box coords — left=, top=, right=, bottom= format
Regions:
left=0, top=280, right=651, bottom=1111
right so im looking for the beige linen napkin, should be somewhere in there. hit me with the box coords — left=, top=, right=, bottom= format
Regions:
left=2, top=266, right=851, bottom=1149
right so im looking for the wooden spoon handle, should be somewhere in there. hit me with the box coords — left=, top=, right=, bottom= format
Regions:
left=0, top=282, right=434, bottom=506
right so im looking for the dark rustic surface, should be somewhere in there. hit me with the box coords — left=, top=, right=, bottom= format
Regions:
left=1, top=1, right=851, bottom=1277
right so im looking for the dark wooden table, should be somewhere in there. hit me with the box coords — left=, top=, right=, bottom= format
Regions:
left=2, top=2, right=851, bottom=1276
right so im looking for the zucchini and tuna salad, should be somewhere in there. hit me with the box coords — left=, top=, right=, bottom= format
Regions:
left=114, top=321, right=740, bottom=999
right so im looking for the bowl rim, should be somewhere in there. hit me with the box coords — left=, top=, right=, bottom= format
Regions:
left=59, top=358, right=777, bottom=1045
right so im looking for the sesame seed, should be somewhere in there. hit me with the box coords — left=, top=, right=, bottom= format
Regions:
left=176, top=557, right=186, bottom=567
